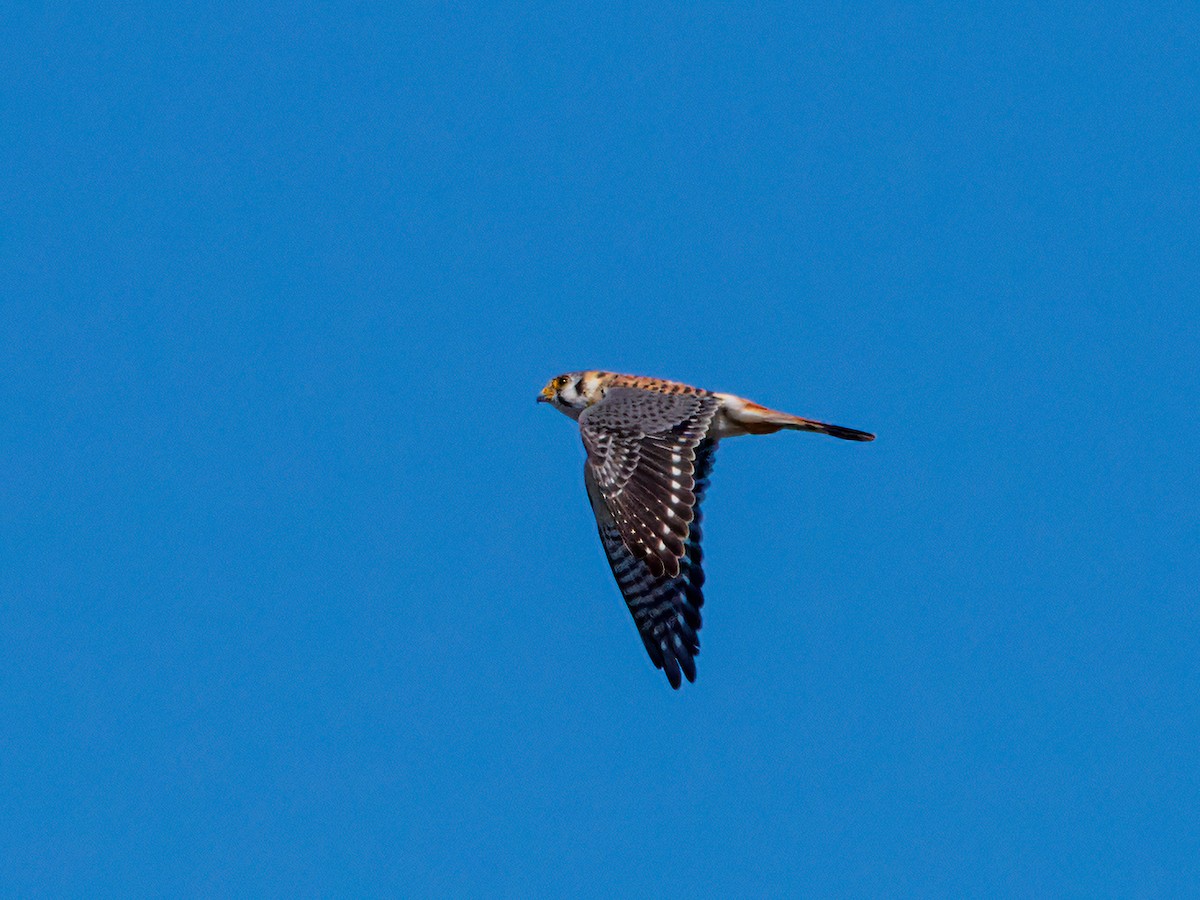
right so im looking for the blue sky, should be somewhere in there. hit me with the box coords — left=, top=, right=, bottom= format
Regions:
left=2, top=2, right=1198, bottom=895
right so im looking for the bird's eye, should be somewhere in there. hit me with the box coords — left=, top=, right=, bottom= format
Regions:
left=556, top=377, right=569, bottom=388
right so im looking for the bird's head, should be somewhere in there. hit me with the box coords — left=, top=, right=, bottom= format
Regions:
left=538, top=371, right=609, bottom=418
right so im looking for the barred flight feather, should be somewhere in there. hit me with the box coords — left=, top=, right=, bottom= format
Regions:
left=584, top=440, right=717, bottom=688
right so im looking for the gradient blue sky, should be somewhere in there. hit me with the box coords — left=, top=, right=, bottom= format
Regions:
left=3, top=3, right=1198, bottom=896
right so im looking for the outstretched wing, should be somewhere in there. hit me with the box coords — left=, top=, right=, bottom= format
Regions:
left=584, top=440, right=717, bottom=688
left=578, top=387, right=719, bottom=579
left=579, top=385, right=720, bottom=688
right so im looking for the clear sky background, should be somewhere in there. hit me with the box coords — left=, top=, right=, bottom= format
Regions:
left=3, top=3, right=1198, bottom=896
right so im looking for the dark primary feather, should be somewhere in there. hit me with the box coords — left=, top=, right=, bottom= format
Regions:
left=585, top=440, right=718, bottom=688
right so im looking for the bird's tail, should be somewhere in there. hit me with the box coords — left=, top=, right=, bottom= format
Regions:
left=779, top=415, right=875, bottom=441
left=725, top=397, right=875, bottom=441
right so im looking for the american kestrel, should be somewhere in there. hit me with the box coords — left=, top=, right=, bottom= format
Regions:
left=538, top=371, right=874, bottom=689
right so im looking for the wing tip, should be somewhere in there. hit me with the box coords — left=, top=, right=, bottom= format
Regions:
left=659, top=634, right=698, bottom=690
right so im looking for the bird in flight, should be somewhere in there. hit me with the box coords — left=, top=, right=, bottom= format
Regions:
left=538, top=371, right=874, bottom=689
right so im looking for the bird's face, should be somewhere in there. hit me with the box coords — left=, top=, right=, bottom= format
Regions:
left=538, top=371, right=607, bottom=418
